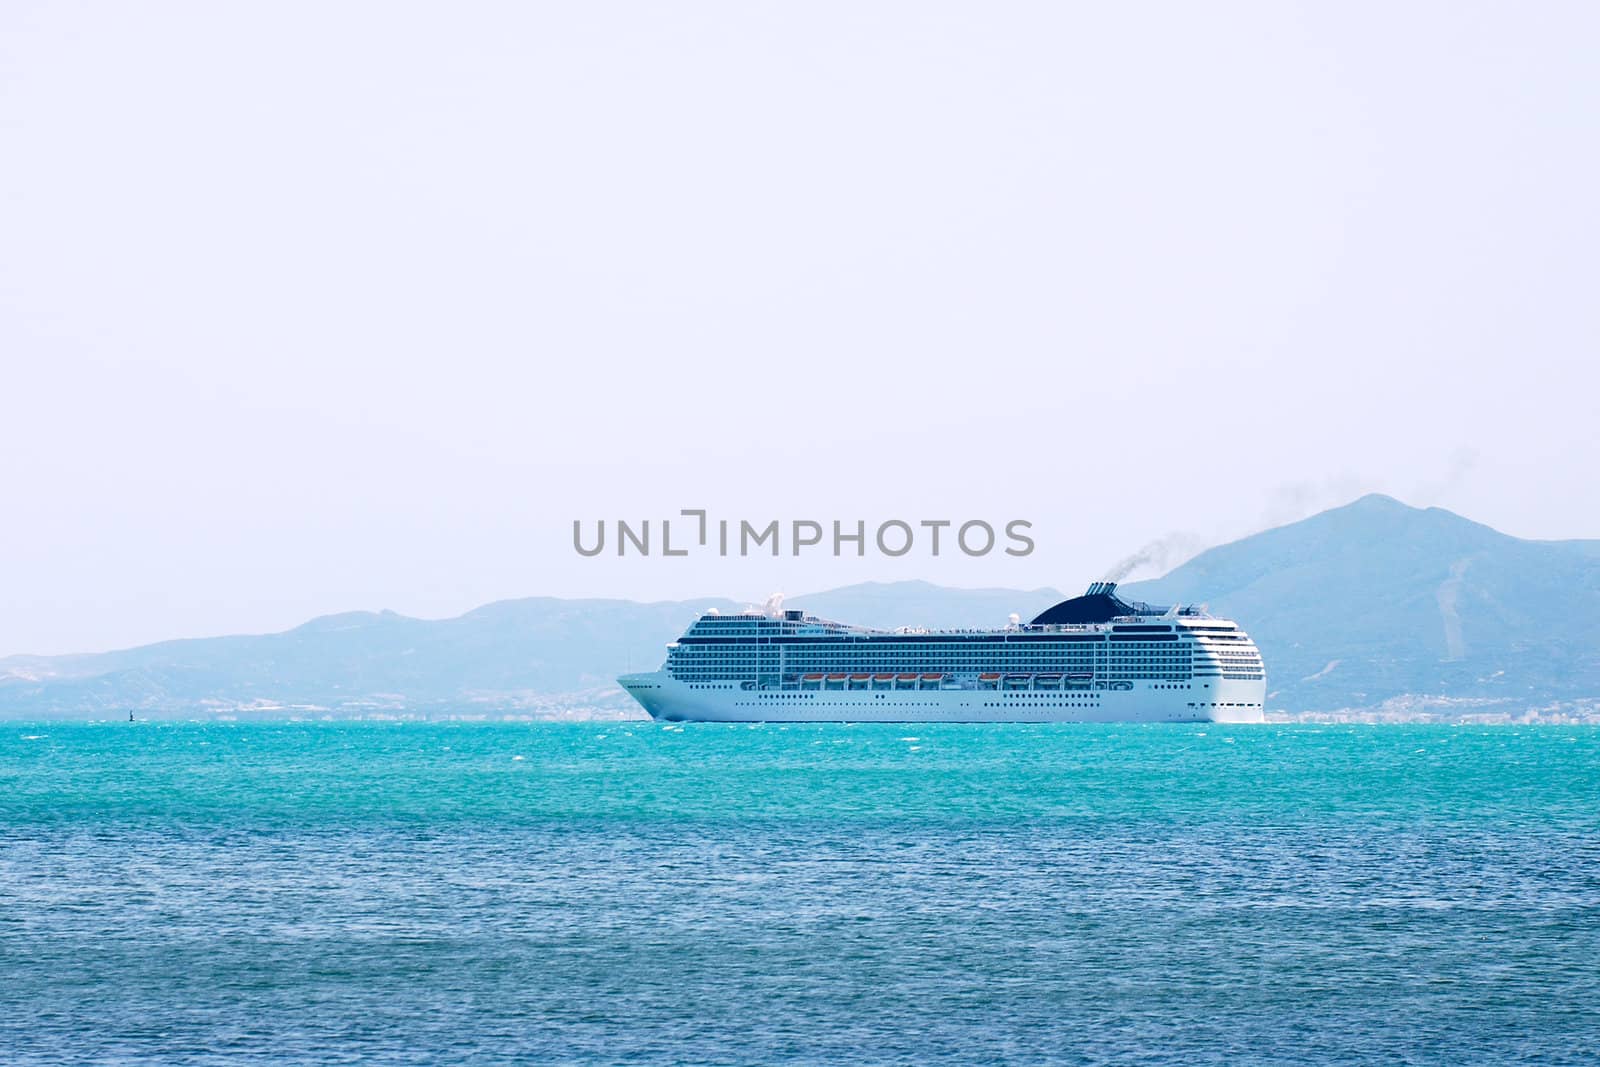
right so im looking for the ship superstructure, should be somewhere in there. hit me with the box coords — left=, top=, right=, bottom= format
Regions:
left=619, top=583, right=1267, bottom=723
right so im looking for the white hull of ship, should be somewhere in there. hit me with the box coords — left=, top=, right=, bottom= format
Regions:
left=618, top=672, right=1265, bottom=724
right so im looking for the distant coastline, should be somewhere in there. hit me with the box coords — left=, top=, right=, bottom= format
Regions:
left=4, top=495, right=1598, bottom=723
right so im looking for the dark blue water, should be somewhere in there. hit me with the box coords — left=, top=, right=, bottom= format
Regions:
left=3, top=722, right=1598, bottom=1064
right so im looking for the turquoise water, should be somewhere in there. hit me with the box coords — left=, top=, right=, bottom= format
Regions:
left=3, top=722, right=1598, bottom=1065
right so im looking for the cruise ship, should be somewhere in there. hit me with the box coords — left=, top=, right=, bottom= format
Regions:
left=619, top=583, right=1266, bottom=723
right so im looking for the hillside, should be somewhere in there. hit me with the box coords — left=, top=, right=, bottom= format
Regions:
left=2, top=496, right=1596, bottom=719
left=1123, top=494, right=1600, bottom=712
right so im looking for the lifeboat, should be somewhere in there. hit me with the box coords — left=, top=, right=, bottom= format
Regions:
left=873, top=673, right=895, bottom=681
left=978, top=672, right=1001, bottom=689
left=921, top=673, right=943, bottom=681
left=802, top=673, right=825, bottom=681
left=1003, top=674, right=1031, bottom=689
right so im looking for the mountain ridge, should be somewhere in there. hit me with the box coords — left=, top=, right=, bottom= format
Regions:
left=4, top=495, right=1597, bottom=719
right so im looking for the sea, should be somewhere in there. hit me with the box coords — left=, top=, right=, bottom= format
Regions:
left=3, top=721, right=1597, bottom=1065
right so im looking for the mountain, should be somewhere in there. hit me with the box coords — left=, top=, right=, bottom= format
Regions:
left=2, top=495, right=1597, bottom=719
left=1121, top=494, right=1600, bottom=713
left=0, top=597, right=742, bottom=718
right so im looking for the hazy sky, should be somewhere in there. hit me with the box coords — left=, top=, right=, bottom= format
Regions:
left=3, top=1, right=1596, bottom=656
